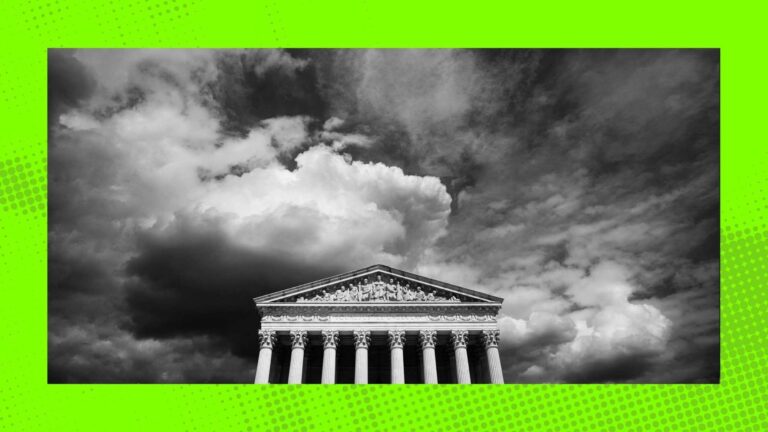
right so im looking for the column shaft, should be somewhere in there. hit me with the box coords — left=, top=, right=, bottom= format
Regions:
left=254, top=347, right=273, bottom=384
left=287, top=331, right=308, bottom=384
left=419, top=330, right=438, bottom=384
left=321, top=331, right=339, bottom=384
left=390, top=347, right=404, bottom=384
left=287, top=347, right=305, bottom=384
left=321, top=347, right=336, bottom=384
left=355, top=347, right=368, bottom=383
left=483, top=330, right=504, bottom=384
left=388, top=330, right=406, bottom=384
left=254, top=330, right=276, bottom=384
left=422, top=347, right=438, bottom=384
left=354, top=331, right=370, bottom=384
left=486, top=346, right=504, bottom=384
left=454, top=346, right=471, bottom=384
left=451, top=330, right=471, bottom=384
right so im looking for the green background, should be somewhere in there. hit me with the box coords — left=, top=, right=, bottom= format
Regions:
left=0, top=0, right=765, bottom=430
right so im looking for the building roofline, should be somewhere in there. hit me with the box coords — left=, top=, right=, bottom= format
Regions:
left=252, top=264, right=505, bottom=304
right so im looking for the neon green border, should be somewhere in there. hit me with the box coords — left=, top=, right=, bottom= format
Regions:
left=1, top=1, right=764, bottom=430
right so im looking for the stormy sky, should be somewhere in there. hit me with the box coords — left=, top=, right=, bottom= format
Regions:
left=48, top=49, right=719, bottom=383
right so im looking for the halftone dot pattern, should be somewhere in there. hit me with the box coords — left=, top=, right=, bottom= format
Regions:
left=0, top=152, right=46, bottom=218
left=0, top=0, right=766, bottom=430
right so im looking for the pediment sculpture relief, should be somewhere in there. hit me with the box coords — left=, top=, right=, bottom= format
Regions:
left=291, top=274, right=462, bottom=303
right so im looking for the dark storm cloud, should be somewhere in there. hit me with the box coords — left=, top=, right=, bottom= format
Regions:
left=561, top=351, right=658, bottom=383
left=124, top=214, right=344, bottom=357
left=210, top=51, right=327, bottom=137
left=49, top=49, right=719, bottom=383
left=49, top=321, right=255, bottom=383
left=48, top=50, right=96, bottom=126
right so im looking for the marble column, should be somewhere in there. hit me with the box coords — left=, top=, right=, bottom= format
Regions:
left=353, top=331, right=371, bottom=384
left=287, top=330, right=308, bottom=384
left=254, top=330, right=277, bottom=384
left=451, top=330, right=471, bottom=384
left=388, top=330, right=406, bottom=384
left=321, top=330, right=339, bottom=384
left=419, top=330, right=438, bottom=384
left=482, top=330, right=504, bottom=384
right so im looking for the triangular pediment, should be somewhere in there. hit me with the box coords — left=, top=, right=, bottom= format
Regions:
left=253, top=264, right=503, bottom=305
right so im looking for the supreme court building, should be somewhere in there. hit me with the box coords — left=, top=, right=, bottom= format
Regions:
left=253, top=264, right=504, bottom=384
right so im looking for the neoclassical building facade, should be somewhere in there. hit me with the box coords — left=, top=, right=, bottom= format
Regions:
left=253, top=264, right=504, bottom=384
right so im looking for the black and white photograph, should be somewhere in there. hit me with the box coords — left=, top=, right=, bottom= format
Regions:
left=48, top=49, right=719, bottom=384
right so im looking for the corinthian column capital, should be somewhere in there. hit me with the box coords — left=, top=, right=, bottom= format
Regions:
left=482, top=329, right=500, bottom=348
left=419, top=330, right=437, bottom=349
left=353, top=330, right=371, bottom=348
left=322, top=330, right=339, bottom=348
left=258, top=330, right=277, bottom=349
left=450, top=330, right=469, bottom=349
left=388, top=330, right=406, bottom=349
left=290, top=330, right=309, bottom=349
